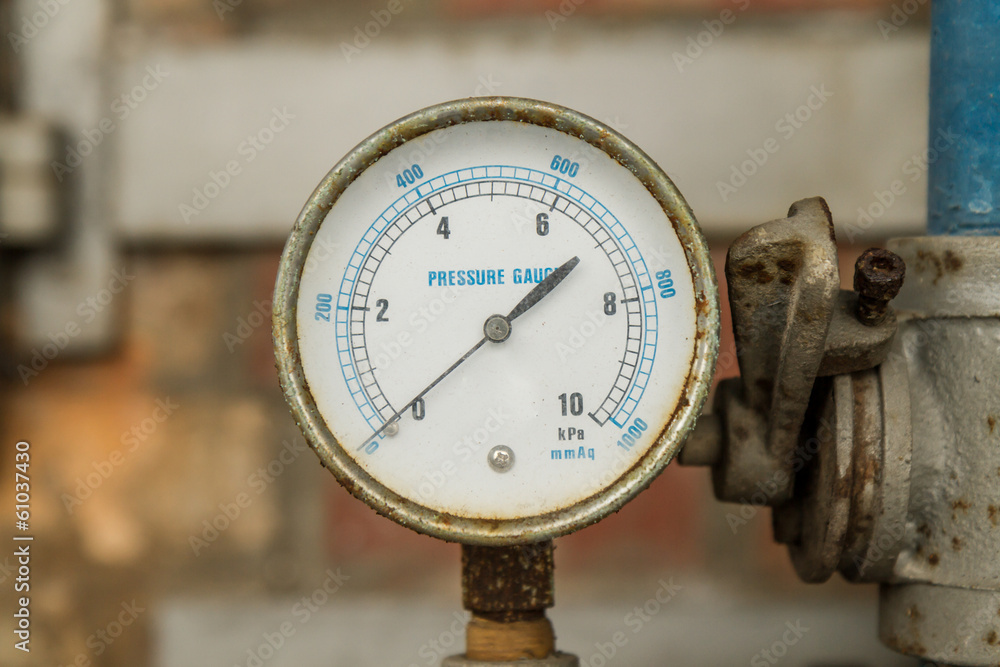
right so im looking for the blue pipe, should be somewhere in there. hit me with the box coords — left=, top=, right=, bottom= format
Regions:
left=928, top=0, right=1000, bottom=235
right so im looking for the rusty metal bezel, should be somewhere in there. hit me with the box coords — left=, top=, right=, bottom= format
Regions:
left=272, top=96, right=719, bottom=545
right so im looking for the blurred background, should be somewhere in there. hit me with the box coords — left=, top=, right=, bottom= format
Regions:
left=0, top=0, right=931, bottom=665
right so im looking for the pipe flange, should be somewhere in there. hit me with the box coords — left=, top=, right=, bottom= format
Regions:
left=774, top=353, right=912, bottom=584
left=840, top=344, right=911, bottom=582
left=773, top=376, right=852, bottom=583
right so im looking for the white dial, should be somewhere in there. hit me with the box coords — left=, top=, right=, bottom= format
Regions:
left=274, top=98, right=718, bottom=543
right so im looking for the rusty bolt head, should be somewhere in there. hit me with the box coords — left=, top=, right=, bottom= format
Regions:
left=854, top=248, right=906, bottom=325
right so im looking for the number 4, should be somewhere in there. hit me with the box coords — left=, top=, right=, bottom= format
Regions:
left=437, top=216, right=451, bottom=240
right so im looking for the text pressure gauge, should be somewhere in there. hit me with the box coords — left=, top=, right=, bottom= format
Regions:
left=273, top=97, right=718, bottom=544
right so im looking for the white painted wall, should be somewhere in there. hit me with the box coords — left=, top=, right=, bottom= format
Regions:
left=103, top=20, right=928, bottom=244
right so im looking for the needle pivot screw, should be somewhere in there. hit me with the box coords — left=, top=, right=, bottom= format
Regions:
left=484, top=314, right=511, bottom=343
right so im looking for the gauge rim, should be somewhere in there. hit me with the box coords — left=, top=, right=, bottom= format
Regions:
left=273, top=96, right=719, bottom=545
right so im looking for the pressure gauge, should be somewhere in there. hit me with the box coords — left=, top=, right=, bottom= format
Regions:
left=273, top=97, right=718, bottom=544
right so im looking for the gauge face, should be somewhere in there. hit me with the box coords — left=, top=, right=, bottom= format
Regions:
left=274, top=98, right=718, bottom=543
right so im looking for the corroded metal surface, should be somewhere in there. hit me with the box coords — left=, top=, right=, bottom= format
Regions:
left=889, top=236, right=1000, bottom=317
left=881, top=584, right=1000, bottom=665
left=272, top=97, right=720, bottom=544
left=772, top=357, right=911, bottom=584
left=695, top=196, right=840, bottom=504
left=680, top=198, right=905, bottom=512
left=773, top=375, right=852, bottom=583
left=773, top=234, right=998, bottom=664
left=888, top=314, right=1000, bottom=599
left=844, top=343, right=911, bottom=583
left=817, top=290, right=898, bottom=376
left=854, top=248, right=906, bottom=325
left=462, top=542, right=554, bottom=618
left=461, top=543, right=558, bottom=661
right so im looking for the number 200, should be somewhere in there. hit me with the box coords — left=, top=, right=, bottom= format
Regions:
left=315, top=293, right=332, bottom=321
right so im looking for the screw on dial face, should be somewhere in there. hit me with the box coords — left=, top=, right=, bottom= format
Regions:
left=488, top=445, right=515, bottom=472
left=274, top=98, right=719, bottom=543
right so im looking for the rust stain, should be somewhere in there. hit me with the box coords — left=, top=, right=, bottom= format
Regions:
left=775, top=256, right=801, bottom=286
left=776, top=257, right=799, bottom=273
left=914, top=249, right=963, bottom=285
left=990, top=415, right=996, bottom=435
left=883, top=634, right=927, bottom=656
left=832, top=458, right=852, bottom=500
left=917, top=523, right=932, bottom=538
left=736, top=260, right=773, bottom=284
left=952, top=536, right=963, bottom=551
left=928, top=553, right=940, bottom=566
left=986, top=630, right=998, bottom=646
left=850, top=372, right=881, bottom=516
left=915, top=250, right=943, bottom=285
left=953, top=499, right=972, bottom=512
left=989, top=505, right=998, bottom=527
left=855, top=249, right=906, bottom=309
left=943, top=249, right=963, bottom=272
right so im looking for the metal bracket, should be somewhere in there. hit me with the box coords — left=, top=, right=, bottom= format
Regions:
left=680, top=197, right=904, bottom=509
left=686, top=197, right=839, bottom=503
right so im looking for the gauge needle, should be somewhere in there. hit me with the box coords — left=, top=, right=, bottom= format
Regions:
left=357, top=256, right=580, bottom=450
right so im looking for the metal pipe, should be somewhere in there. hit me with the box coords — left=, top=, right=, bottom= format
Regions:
left=927, top=0, right=1000, bottom=235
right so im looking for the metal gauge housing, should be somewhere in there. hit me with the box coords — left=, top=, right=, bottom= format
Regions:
left=273, top=97, right=718, bottom=544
